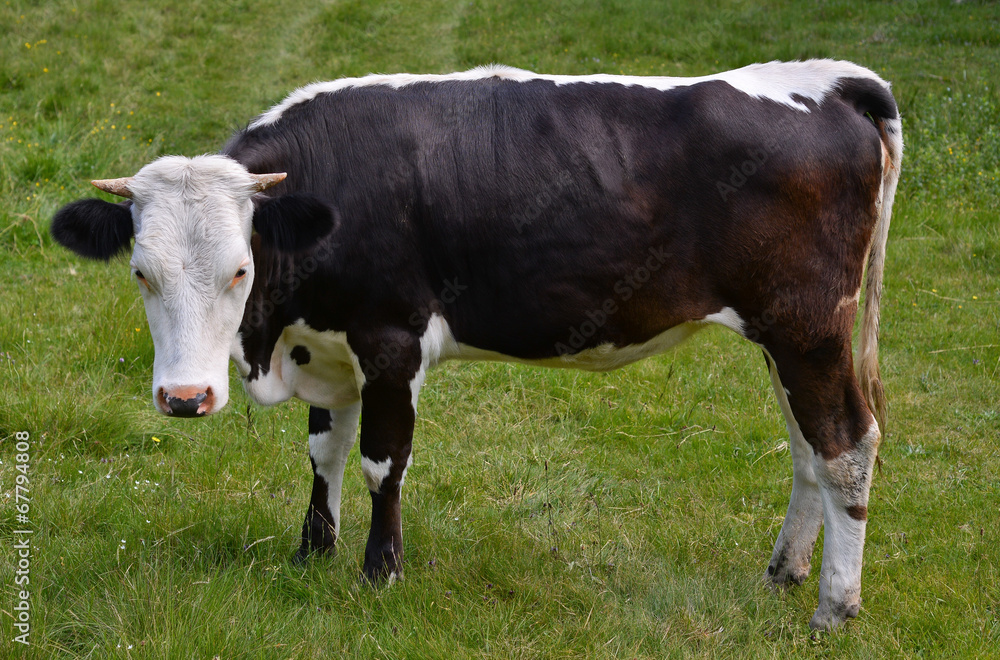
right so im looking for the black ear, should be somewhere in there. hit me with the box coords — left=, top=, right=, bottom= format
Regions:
left=252, top=193, right=339, bottom=253
left=51, top=199, right=134, bottom=261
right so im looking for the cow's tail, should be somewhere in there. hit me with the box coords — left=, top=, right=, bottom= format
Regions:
left=847, top=75, right=903, bottom=441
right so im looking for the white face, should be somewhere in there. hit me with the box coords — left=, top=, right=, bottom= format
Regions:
left=125, top=155, right=259, bottom=416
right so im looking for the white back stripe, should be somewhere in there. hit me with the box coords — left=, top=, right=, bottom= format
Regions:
left=249, top=60, right=891, bottom=129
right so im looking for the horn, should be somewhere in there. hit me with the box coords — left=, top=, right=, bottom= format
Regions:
left=249, top=172, right=287, bottom=192
left=91, top=177, right=134, bottom=198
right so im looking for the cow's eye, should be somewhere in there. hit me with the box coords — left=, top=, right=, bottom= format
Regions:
left=134, top=270, right=149, bottom=288
left=230, top=267, right=248, bottom=289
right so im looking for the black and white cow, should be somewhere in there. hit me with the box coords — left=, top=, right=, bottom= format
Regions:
left=51, top=60, right=902, bottom=630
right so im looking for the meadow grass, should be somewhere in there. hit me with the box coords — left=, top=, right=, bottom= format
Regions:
left=1, top=0, right=998, bottom=657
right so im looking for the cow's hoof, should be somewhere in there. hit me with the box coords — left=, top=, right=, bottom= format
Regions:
left=360, top=568, right=402, bottom=587
left=292, top=547, right=311, bottom=565
left=809, top=600, right=860, bottom=631
left=363, top=538, right=401, bottom=584
left=764, top=560, right=810, bottom=589
left=361, top=560, right=402, bottom=584
left=362, top=551, right=402, bottom=585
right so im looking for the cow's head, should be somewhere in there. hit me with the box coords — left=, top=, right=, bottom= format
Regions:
left=51, top=155, right=337, bottom=417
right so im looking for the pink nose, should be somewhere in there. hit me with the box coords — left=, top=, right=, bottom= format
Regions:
left=157, top=386, right=214, bottom=417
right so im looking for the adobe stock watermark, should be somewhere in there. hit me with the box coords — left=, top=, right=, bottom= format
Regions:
left=378, top=84, right=496, bottom=201
left=11, top=431, right=33, bottom=646
left=677, top=0, right=752, bottom=55
left=361, top=1, right=402, bottom=39
left=715, top=104, right=820, bottom=203
left=716, top=138, right=781, bottom=201
left=513, top=152, right=586, bottom=234
left=359, top=276, right=469, bottom=383
left=242, top=235, right=339, bottom=338
left=743, top=308, right=778, bottom=343
left=555, top=245, right=671, bottom=356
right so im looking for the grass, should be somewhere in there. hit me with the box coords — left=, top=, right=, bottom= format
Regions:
left=1, top=0, right=998, bottom=657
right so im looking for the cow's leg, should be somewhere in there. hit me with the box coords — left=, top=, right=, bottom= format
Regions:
left=357, top=341, right=422, bottom=583
left=810, top=418, right=879, bottom=630
left=294, top=402, right=361, bottom=563
left=766, top=341, right=880, bottom=630
left=763, top=352, right=824, bottom=587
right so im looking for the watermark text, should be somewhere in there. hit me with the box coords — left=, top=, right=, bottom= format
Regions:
left=12, top=431, right=32, bottom=646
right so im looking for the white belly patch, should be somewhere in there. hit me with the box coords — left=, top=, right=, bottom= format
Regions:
left=235, top=307, right=746, bottom=407
left=240, top=319, right=364, bottom=408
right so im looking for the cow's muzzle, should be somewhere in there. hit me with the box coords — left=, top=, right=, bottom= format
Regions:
left=157, top=386, right=215, bottom=417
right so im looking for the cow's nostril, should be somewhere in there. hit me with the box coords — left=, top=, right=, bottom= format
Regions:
left=156, top=387, right=169, bottom=413
left=199, top=387, right=215, bottom=415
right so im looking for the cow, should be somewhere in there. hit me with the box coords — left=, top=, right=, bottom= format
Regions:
left=51, top=60, right=902, bottom=630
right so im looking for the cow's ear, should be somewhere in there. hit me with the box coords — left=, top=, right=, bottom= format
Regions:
left=252, top=193, right=339, bottom=253
left=51, top=199, right=134, bottom=261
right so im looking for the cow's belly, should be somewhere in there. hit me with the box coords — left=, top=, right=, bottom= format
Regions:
left=239, top=320, right=363, bottom=409
left=449, top=324, right=703, bottom=371
left=235, top=308, right=745, bottom=408
left=432, top=307, right=746, bottom=372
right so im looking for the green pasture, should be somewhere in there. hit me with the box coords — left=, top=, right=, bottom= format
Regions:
left=1, top=0, right=998, bottom=657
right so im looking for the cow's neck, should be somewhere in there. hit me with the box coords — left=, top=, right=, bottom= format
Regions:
left=238, top=233, right=342, bottom=380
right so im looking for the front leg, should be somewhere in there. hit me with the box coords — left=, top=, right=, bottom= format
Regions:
left=295, top=402, right=361, bottom=562
left=357, top=336, right=424, bottom=583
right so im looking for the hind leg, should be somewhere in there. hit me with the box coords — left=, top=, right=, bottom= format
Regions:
left=810, top=418, right=879, bottom=629
left=766, top=341, right=880, bottom=630
left=763, top=352, right=824, bottom=587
